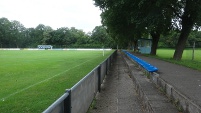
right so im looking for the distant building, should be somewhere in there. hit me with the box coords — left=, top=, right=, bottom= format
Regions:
left=138, top=38, right=152, bottom=54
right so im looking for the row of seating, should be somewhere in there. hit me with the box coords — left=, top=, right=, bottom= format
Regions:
left=123, top=50, right=158, bottom=72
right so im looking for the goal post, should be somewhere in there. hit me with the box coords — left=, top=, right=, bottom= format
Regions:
left=38, top=45, right=53, bottom=49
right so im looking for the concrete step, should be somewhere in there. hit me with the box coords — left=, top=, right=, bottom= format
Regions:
left=123, top=53, right=179, bottom=113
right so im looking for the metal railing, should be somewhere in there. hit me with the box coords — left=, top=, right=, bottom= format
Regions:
left=43, top=50, right=117, bottom=113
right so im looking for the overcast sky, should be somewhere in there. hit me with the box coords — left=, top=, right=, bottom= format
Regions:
left=0, top=0, right=102, bottom=32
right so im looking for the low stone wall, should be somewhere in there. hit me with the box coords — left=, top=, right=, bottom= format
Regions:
left=150, top=72, right=201, bottom=113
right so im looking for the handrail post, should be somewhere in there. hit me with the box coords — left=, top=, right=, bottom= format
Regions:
left=64, top=89, right=71, bottom=113
left=98, top=65, right=101, bottom=92
left=106, top=59, right=108, bottom=75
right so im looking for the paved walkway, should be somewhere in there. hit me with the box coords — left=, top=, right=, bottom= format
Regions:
left=88, top=51, right=144, bottom=113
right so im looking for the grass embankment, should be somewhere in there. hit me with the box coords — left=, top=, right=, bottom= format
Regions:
left=0, top=50, right=114, bottom=113
left=153, top=49, right=201, bottom=71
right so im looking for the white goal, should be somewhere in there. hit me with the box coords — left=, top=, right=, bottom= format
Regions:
left=38, top=45, right=53, bottom=49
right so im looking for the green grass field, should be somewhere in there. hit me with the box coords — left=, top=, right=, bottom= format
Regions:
left=155, top=48, right=201, bottom=71
left=0, top=50, right=114, bottom=113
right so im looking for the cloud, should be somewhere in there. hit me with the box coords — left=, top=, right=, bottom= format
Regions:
left=0, top=0, right=102, bottom=32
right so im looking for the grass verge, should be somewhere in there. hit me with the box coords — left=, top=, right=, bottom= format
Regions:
left=148, top=49, right=201, bottom=71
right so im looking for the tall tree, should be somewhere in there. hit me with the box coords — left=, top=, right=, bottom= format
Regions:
left=172, top=0, right=201, bottom=60
left=137, top=0, right=173, bottom=55
left=35, top=24, right=46, bottom=45
left=10, top=20, right=26, bottom=48
left=42, top=26, right=53, bottom=45
left=0, top=17, right=12, bottom=48
left=94, top=0, right=173, bottom=54
left=96, top=0, right=139, bottom=49
left=91, top=26, right=115, bottom=48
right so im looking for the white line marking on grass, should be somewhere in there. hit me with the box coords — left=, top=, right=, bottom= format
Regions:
left=1, top=58, right=96, bottom=101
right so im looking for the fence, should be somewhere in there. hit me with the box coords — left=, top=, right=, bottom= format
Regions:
left=43, top=50, right=117, bottom=113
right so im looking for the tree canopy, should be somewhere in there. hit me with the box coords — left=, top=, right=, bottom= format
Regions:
left=94, top=0, right=201, bottom=60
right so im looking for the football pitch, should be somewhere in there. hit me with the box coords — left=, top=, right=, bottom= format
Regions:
left=0, top=50, right=114, bottom=113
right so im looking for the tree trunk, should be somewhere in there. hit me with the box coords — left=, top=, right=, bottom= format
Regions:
left=133, top=39, right=138, bottom=52
left=150, top=31, right=160, bottom=55
left=173, top=17, right=194, bottom=60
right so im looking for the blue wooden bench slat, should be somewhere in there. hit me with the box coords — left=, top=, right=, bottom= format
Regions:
left=123, top=50, right=158, bottom=72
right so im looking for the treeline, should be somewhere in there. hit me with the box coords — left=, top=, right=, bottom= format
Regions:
left=0, top=17, right=115, bottom=48
left=159, top=30, right=201, bottom=48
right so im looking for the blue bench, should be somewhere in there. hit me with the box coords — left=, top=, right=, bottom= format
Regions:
left=123, top=50, right=158, bottom=72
